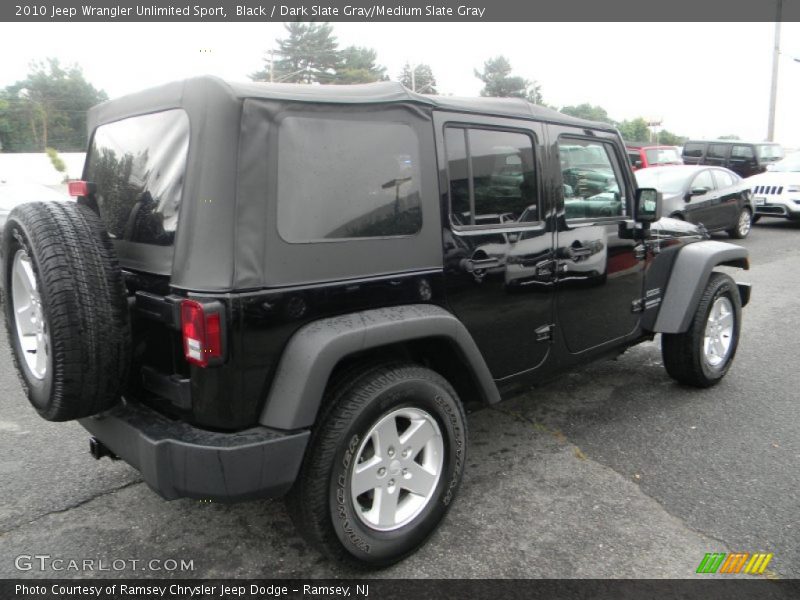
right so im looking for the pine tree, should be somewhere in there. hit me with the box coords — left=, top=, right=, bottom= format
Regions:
left=474, top=56, right=543, bottom=104
left=251, top=23, right=341, bottom=84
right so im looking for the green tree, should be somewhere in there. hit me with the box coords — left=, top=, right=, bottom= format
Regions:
left=559, top=103, right=615, bottom=125
left=251, top=22, right=341, bottom=84
left=399, top=62, right=437, bottom=94
left=0, top=59, right=107, bottom=152
left=474, top=56, right=543, bottom=104
left=332, top=46, right=387, bottom=84
left=658, top=130, right=687, bottom=146
left=618, top=118, right=651, bottom=143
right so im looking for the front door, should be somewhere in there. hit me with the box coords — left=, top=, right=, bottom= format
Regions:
left=550, top=128, right=645, bottom=354
left=436, top=112, right=555, bottom=379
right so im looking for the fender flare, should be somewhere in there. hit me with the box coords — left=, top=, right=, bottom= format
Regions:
left=258, top=304, right=500, bottom=430
left=652, top=240, right=749, bottom=334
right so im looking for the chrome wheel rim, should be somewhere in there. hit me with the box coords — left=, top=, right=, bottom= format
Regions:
left=738, top=210, right=751, bottom=236
left=703, top=296, right=734, bottom=368
left=351, top=407, right=444, bottom=532
left=11, top=249, right=49, bottom=380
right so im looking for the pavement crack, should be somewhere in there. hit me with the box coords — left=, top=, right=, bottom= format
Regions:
left=0, top=480, right=143, bottom=538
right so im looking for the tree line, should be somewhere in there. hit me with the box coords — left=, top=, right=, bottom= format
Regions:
left=1, top=24, right=690, bottom=153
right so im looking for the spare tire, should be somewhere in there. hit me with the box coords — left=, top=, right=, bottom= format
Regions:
left=1, top=201, right=131, bottom=421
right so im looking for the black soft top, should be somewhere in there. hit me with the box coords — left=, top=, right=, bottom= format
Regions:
left=88, top=76, right=611, bottom=133
left=86, top=77, right=615, bottom=291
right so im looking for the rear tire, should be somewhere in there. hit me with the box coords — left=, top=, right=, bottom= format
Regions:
left=727, top=207, right=752, bottom=239
left=287, top=362, right=467, bottom=568
left=661, top=272, right=741, bottom=387
left=1, top=201, right=130, bottom=421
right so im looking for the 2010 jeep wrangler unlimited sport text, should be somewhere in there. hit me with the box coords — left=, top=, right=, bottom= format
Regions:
left=1, top=77, right=750, bottom=567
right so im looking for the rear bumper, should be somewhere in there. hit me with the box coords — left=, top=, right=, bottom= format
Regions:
left=79, top=401, right=309, bottom=502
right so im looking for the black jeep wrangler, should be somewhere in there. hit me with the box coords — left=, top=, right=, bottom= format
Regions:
left=1, top=77, right=751, bottom=567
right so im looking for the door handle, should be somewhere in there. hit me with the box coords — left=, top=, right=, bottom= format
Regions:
left=568, top=246, right=593, bottom=259
left=557, top=245, right=593, bottom=260
left=462, top=257, right=501, bottom=272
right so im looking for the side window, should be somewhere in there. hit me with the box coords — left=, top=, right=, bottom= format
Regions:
left=558, top=138, right=625, bottom=220
left=712, top=170, right=735, bottom=188
left=683, top=143, right=704, bottom=158
left=277, top=117, right=422, bottom=242
left=445, top=126, right=538, bottom=227
left=731, top=145, right=755, bottom=159
left=627, top=150, right=641, bottom=166
left=708, top=144, right=728, bottom=159
left=691, top=170, right=715, bottom=192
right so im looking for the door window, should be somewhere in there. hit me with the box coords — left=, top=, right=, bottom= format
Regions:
left=445, top=127, right=539, bottom=227
left=708, top=144, right=728, bottom=159
left=712, top=170, right=736, bottom=188
left=691, top=170, right=715, bottom=192
left=558, top=139, right=625, bottom=220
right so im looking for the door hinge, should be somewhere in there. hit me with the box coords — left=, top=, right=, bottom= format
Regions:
left=535, top=323, right=556, bottom=342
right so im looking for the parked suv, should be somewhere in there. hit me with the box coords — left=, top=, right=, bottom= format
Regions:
left=682, top=140, right=784, bottom=178
left=1, top=78, right=751, bottom=568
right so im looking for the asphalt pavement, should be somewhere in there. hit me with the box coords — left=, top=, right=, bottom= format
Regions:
left=0, top=219, right=798, bottom=579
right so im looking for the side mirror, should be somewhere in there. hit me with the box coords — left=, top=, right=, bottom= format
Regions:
left=690, top=187, right=709, bottom=197
left=635, top=188, right=661, bottom=223
left=634, top=160, right=643, bottom=169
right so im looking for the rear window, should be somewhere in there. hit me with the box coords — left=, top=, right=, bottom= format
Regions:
left=756, top=144, right=784, bottom=161
left=683, top=143, right=704, bottom=158
left=645, top=147, right=682, bottom=165
left=85, top=109, right=190, bottom=246
left=277, top=117, right=422, bottom=242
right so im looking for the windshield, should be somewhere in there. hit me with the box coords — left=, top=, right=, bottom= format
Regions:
left=757, top=144, right=784, bottom=161
left=635, top=169, right=687, bottom=195
left=770, top=152, right=800, bottom=172
left=645, top=147, right=682, bottom=165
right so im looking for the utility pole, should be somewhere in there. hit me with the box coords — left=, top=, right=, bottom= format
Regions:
left=410, top=64, right=416, bottom=92
left=269, top=49, right=275, bottom=83
left=767, top=0, right=782, bottom=141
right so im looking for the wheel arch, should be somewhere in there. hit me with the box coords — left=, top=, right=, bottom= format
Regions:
left=649, top=240, right=749, bottom=334
left=258, top=304, right=500, bottom=430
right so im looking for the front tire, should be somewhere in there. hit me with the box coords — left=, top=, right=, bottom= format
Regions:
left=287, top=363, right=467, bottom=568
left=661, top=272, right=741, bottom=387
left=727, top=207, right=752, bottom=239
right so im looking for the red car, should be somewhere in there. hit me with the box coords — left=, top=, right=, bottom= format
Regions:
left=627, top=144, right=684, bottom=170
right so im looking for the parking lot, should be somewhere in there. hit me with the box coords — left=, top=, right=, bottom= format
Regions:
left=0, top=219, right=798, bottom=579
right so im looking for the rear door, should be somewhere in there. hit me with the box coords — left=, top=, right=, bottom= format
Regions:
left=684, top=169, right=723, bottom=229
left=710, top=169, right=744, bottom=227
left=550, top=127, right=645, bottom=354
left=729, top=144, right=758, bottom=177
left=705, top=143, right=730, bottom=168
left=436, top=112, right=555, bottom=379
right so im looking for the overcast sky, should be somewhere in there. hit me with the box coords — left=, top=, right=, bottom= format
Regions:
left=2, top=22, right=799, bottom=144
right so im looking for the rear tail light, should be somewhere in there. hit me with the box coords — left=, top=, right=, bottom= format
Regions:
left=181, top=299, right=225, bottom=367
left=67, top=180, right=95, bottom=197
